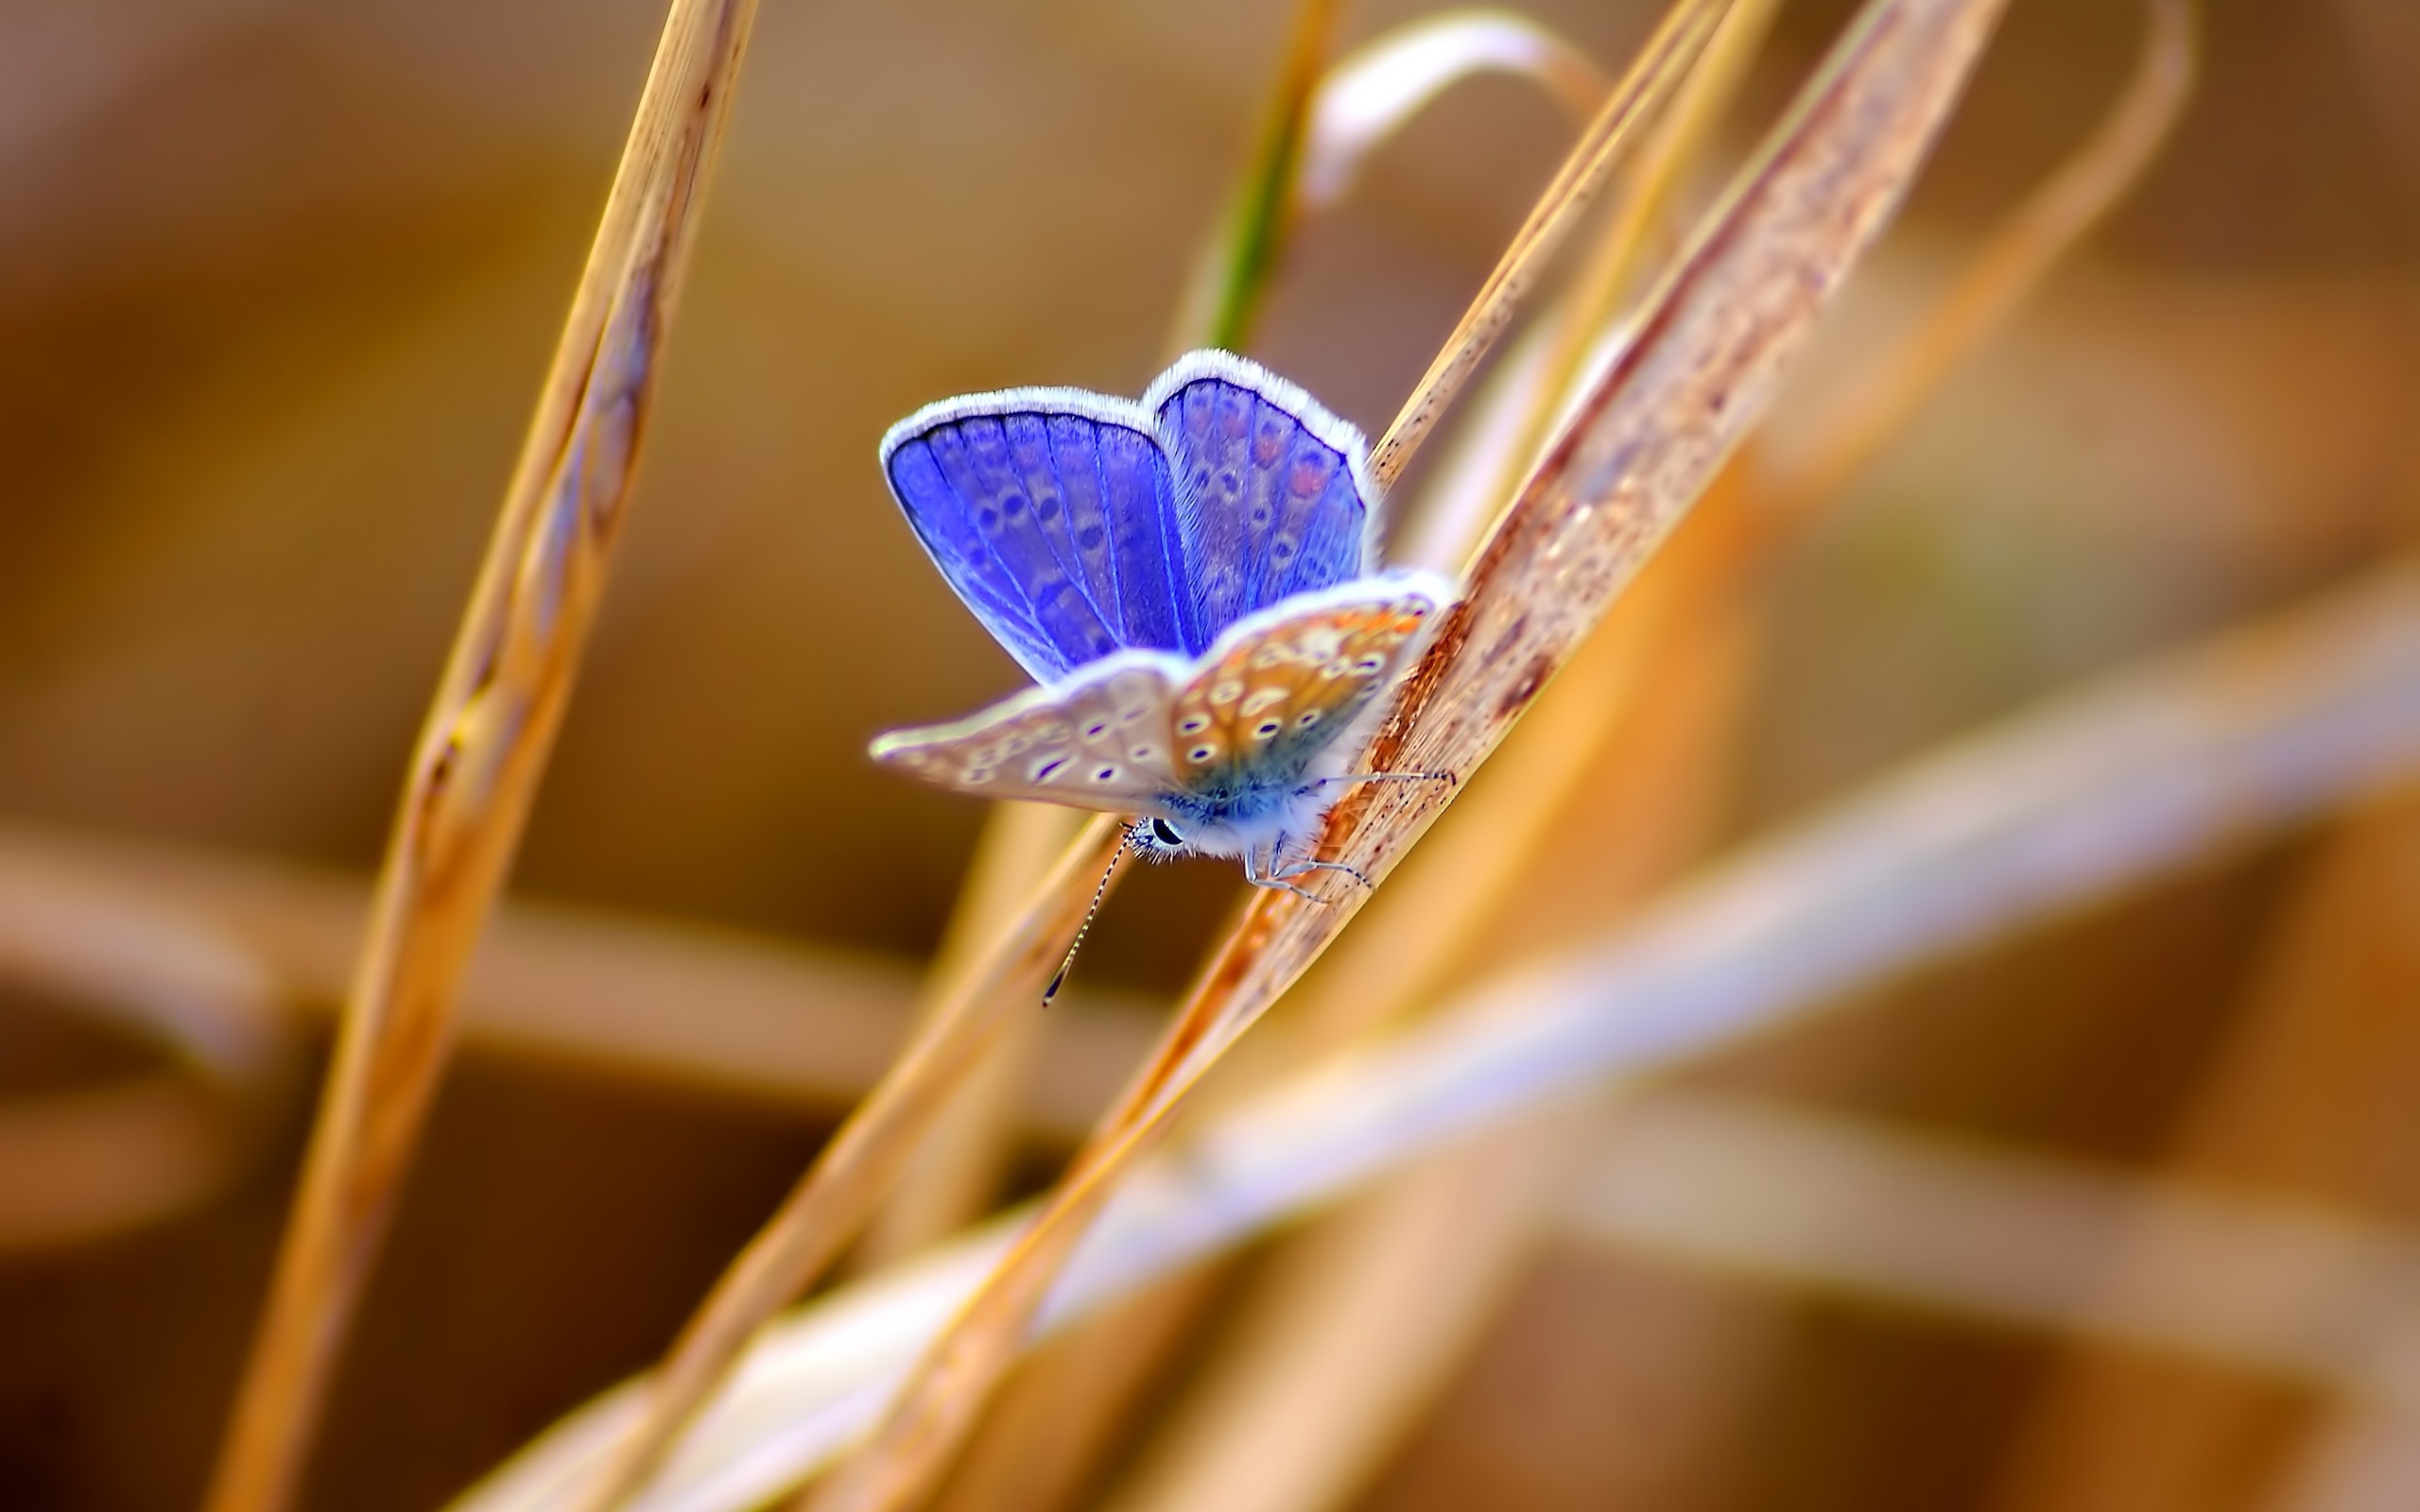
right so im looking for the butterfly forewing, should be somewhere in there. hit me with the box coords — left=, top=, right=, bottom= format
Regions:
left=1167, top=584, right=1445, bottom=786
left=883, top=393, right=1191, bottom=679
left=871, top=653, right=1187, bottom=811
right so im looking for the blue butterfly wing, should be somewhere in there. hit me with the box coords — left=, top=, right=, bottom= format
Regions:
left=882, top=390, right=1194, bottom=680
left=1146, top=352, right=1378, bottom=646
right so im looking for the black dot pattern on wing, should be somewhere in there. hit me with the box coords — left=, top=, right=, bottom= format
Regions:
left=928, top=417, right=1120, bottom=668
left=1157, top=373, right=1371, bottom=647
left=885, top=403, right=1192, bottom=680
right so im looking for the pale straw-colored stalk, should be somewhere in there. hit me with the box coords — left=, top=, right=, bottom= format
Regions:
left=199, top=5, right=760, bottom=1510
left=0, top=825, right=1164, bottom=1134
left=0, top=855, right=286, bottom=1248
left=1365, top=0, right=1734, bottom=490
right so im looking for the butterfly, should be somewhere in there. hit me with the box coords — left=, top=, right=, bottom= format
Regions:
left=869, top=349, right=1457, bottom=907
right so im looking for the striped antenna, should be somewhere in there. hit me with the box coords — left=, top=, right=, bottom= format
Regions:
left=1045, top=834, right=1132, bottom=1005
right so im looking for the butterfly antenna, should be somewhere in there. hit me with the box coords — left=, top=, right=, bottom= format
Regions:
left=1044, top=838, right=1129, bottom=1006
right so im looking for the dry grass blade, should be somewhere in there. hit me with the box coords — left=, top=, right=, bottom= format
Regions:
left=1567, top=1091, right=2420, bottom=1387
left=0, top=826, right=1163, bottom=1133
left=445, top=561, right=2420, bottom=1512
left=1366, top=0, right=1731, bottom=490
left=853, top=803, right=1084, bottom=1267
left=1480, top=0, right=1786, bottom=533
left=803, top=2, right=2010, bottom=1507
left=1772, top=0, right=2197, bottom=520
left=198, top=4, right=761, bottom=1510
left=0, top=860, right=286, bottom=1247
left=566, top=817, right=1128, bottom=1512
left=1298, top=9, right=1607, bottom=210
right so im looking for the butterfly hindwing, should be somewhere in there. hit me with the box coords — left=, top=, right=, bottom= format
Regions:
left=1147, top=352, right=1378, bottom=648
left=870, top=650, right=1187, bottom=811
left=882, top=390, right=1191, bottom=680
left=1167, top=576, right=1450, bottom=789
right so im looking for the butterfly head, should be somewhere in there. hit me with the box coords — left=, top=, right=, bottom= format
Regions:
left=1126, top=813, right=1201, bottom=861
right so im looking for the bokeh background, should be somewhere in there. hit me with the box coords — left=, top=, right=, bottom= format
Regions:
left=4, top=0, right=2418, bottom=1509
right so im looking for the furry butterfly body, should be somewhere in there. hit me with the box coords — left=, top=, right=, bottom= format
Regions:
left=870, top=350, right=1454, bottom=884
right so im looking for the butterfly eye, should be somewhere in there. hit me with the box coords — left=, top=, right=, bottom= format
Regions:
left=1150, top=817, right=1184, bottom=848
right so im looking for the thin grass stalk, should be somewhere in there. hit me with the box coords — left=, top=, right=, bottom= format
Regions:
left=198, top=5, right=759, bottom=1509
left=577, top=6, right=1353, bottom=1498
left=1564, top=1088, right=2420, bottom=1384
left=1769, top=0, right=2197, bottom=523
left=0, top=863, right=286, bottom=1247
left=854, top=804, right=1081, bottom=1268
left=1366, top=0, right=1733, bottom=490
left=1982, top=796, right=2420, bottom=1511
left=447, top=560, right=2420, bottom=1512
left=0, top=827, right=1167, bottom=1132
left=803, top=3, right=2010, bottom=1506
left=564, top=815, right=1126, bottom=1512
left=1481, top=0, right=1786, bottom=524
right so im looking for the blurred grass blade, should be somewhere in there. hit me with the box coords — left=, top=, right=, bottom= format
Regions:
left=853, top=804, right=1081, bottom=1269
left=0, top=863, right=287, bottom=1248
left=1771, top=0, right=2197, bottom=521
left=562, top=816, right=1128, bottom=1512
left=1164, top=0, right=1348, bottom=354
left=1367, top=0, right=1730, bottom=490
left=1299, top=9, right=1607, bottom=210
left=198, top=4, right=761, bottom=1511
left=802, top=2, right=2009, bottom=1508
left=446, top=561, right=2420, bottom=1512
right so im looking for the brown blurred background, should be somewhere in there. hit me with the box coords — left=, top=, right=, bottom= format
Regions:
left=3, top=0, right=2418, bottom=1509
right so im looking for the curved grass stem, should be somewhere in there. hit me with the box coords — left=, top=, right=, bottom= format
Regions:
left=198, top=6, right=760, bottom=1511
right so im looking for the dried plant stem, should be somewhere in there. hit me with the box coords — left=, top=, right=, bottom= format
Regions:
left=0, top=860, right=286, bottom=1248
left=1490, top=0, right=1785, bottom=521
left=0, top=827, right=1165, bottom=1134
left=856, top=803, right=1084, bottom=1268
left=804, top=3, right=2010, bottom=1507
left=1770, top=0, right=2197, bottom=522
left=1984, top=790, right=2420, bottom=1511
left=568, top=816, right=1129, bottom=1512
left=448, top=561, right=2420, bottom=1512
left=1367, top=0, right=1734, bottom=489
left=199, top=6, right=758, bottom=1511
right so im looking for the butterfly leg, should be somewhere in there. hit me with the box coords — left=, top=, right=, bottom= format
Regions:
left=1272, top=856, right=1374, bottom=890
left=1305, top=770, right=1457, bottom=791
left=1242, top=843, right=1324, bottom=902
